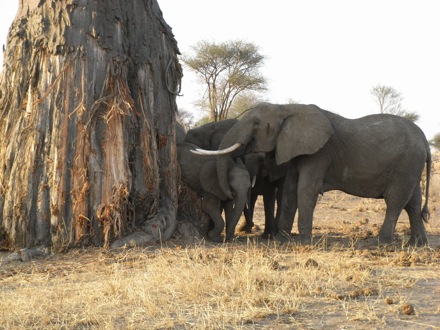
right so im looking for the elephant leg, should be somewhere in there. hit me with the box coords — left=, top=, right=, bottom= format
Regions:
left=379, top=182, right=415, bottom=244
left=378, top=208, right=402, bottom=245
left=295, top=163, right=326, bottom=244
left=241, top=191, right=258, bottom=233
left=202, top=195, right=224, bottom=242
left=224, top=201, right=234, bottom=241
left=272, top=178, right=285, bottom=236
left=276, top=165, right=298, bottom=240
left=296, top=190, right=319, bottom=244
left=379, top=185, right=412, bottom=244
left=262, top=177, right=276, bottom=239
left=404, top=185, right=428, bottom=246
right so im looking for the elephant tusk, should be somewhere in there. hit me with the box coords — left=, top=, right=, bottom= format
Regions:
left=190, top=143, right=242, bottom=155
left=251, top=176, right=257, bottom=188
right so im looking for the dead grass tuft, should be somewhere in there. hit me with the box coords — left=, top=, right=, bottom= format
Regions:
left=1, top=240, right=439, bottom=329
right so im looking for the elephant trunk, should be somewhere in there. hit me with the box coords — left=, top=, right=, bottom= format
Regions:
left=224, top=165, right=251, bottom=241
left=224, top=198, right=246, bottom=241
left=217, top=121, right=254, bottom=199
left=217, top=155, right=234, bottom=200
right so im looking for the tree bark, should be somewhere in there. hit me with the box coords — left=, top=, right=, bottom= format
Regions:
left=0, top=0, right=182, bottom=250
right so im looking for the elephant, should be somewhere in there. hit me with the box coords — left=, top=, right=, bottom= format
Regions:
left=193, top=102, right=431, bottom=246
left=184, top=118, right=285, bottom=238
left=177, top=142, right=251, bottom=242
left=184, top=118, right=238, bottom=150
left=243, top=152, right=287, bottom=238
left=175, top=122, right=187, bottom=144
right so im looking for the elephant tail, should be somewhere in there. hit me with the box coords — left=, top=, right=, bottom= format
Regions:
left=421, top=148, right=431, bottom=223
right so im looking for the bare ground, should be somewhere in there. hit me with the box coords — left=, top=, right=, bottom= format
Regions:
left=1, top=158, right=440, bottom=329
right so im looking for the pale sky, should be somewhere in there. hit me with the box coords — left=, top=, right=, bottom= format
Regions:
left=1, top=1, right=439, bottom=139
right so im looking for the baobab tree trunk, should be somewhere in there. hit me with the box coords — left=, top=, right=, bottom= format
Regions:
left=0, top=0, right=182, bottom=251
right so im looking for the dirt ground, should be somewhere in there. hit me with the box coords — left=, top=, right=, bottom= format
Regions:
left=255, top=191, right=440, bottom=329
left=1, top=156, right=440, bottom=329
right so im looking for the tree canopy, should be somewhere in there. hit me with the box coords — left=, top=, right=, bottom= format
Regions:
left=182, top=40, right=267, bottom=121
left=370, top=84, right=419, bottom=122
left=430, top=132, right=440, bottom=151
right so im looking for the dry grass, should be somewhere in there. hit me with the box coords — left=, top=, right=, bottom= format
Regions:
left=1, top=240, right=440, bottom=329
left=1, top=154, right=439, bottom=329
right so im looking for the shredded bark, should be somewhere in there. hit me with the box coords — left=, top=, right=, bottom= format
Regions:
left=0, top=0, right=182, bottom=250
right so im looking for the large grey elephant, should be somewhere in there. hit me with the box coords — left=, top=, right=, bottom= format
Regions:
left=193, top=103, right=431, bottom=246
left=178, top=142, right=250, bottom=242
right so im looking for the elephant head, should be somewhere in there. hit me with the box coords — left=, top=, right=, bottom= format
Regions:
left=184, top=118, right=238, bottom=149
left=204, top=158, right=250, bottom=240
left=193, top=103, right=334, bottom=199
left=178, top=142, right=251, bottom=241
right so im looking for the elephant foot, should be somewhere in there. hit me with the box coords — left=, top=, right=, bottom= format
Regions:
left=406, top=235, right=429, bottom=247
left=225, top=233, right=237, bottom=242
left=261, top=231, right=277, bottom=240
left=377, top=229, right=396, bottom=246
left=274, top=231, right=292, bottom=243
left=294, top=233, right=312, bottom=245
left=238, top=222, right=254, bottom=233
left=208, top=231, right=224, bottom=243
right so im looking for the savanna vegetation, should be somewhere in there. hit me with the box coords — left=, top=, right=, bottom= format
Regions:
left=1, top=1, right=439, bottom=329
left=1, top=155, right=439, bottom=329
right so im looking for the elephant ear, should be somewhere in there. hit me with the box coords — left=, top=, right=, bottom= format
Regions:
left=200, top=158, right=234, bottom=201
left=234, top=157, right=246, bottom=170
left=275, top=108, right=334, bottom=165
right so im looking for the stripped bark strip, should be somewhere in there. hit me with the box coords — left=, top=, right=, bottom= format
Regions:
left=0, top=0, right=182, bottom=250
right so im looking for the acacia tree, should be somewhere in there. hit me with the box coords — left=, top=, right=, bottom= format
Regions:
left=430, top=132, right=440, bottom=151
left=227, top=91, right=266, bottom=119
left=370, top=84, right=419, bottom=122
left=182, top=40, right=267, bottom=121
left=0, top=0, right=182, bottom=251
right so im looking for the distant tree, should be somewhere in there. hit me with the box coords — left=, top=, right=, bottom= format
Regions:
left=286, top=98, right=300, bottom=104
left=370, top=84, right=419, bottom=122
left=430, top=132, right=440, bottom=150
left=228, top=91, right=266, bottom=119
left=177, top=108, right=195, bottom=129
left=182, top=40, right=267, bottom=121
left=193, top=116, right=212, bottom=127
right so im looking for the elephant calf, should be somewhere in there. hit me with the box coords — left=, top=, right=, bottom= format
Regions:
left=177, top=142, right=250, bottom=242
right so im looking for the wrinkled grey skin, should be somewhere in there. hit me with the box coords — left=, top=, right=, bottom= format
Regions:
left=185, top=118, right=251, bottom=234
left=178, top=142, right=250, bottom=242
left=184, top=119, right=238, bottom=150
left=209, top=103, right=431, bottom=246
left=243, top=152, right=287, bottom=238
left=175, top=122, right=187, bottom=144
left=185, top=119, right=286, bottom=238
